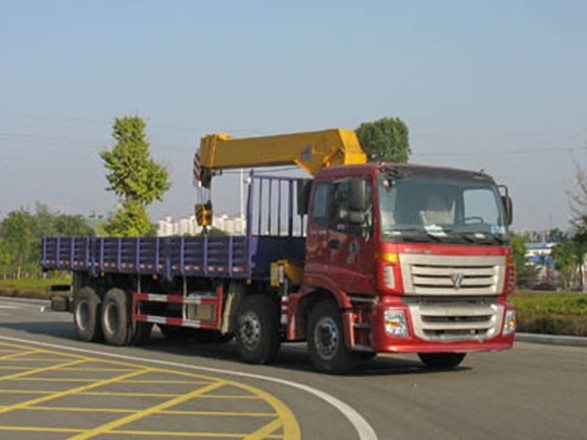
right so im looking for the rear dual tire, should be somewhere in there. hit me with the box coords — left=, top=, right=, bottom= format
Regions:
left=73, top=286, right=151, bottom=346
left=73, top=287, right=102, bottom=342
left=101, top=288, right=153, bottom=346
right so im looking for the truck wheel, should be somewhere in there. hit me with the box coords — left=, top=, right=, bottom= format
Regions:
left=418, top=353, right=466, bottom=369
left=235, top=295, right=280, bottom=364
left=307, top=300, right=360, bottom=374
left=101, top=288, right=131, bottom=346
left=74, top=286, right=102, bottom=342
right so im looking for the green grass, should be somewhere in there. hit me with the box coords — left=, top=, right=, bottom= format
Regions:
left=0, top=277, right=70, bottom=300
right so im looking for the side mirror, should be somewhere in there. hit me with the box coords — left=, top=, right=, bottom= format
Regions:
left=349, top=178, right=368, bottom=212
left=501, top=195, right=513, bottom=225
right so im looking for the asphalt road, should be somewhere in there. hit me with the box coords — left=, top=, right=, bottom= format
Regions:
left=0, top=297, right=586, bottom=440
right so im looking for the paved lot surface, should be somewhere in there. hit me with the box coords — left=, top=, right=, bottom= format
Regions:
left=0, top=339, right=298, bottom=439
left=1, top=297, right=587, bottom=440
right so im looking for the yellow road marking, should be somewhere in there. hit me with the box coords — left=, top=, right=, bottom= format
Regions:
left=0, top=425, right=83, bottom=434
left=124, top=379, right=212, bottom=384
left=0, top=405, right=135, bottom=414
left=13, top=378, right=97, bottom=382
left=163, top=410, right=278, bottom=417
left=82, top=391, right=181, bottom=398
left=0, top=358, right=87, bottom=382
left=0, top=367, right=150, bottom=416
left=110, top=430, right=283, bottom=438
left=0, top=341, right=80, bottom=361
left=0, top=341, right=301, bottom=440
left=69, top=381, right=225, bottom=440
left=0, top=390, right=54, bottom=395
left=244, top=418, right=283, bottom=440
left=1, top=357, right=80, bottom=362
left=0, top=404, right=277, bottom=417
left=59, top=367, right=137, bottom=372
left=237, top=385, right=300, bottom=440
left=0, top=349, right=44, bottom=361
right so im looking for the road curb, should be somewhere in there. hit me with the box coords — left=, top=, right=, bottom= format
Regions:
left=0, top=296, right=50, bottom=306
left=516, top=333, right=587, bottom=347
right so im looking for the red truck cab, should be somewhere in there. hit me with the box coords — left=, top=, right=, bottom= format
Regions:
left=294, top=162, right=516, bottom=372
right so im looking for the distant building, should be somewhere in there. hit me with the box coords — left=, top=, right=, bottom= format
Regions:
left=157, top=216, right=176, bottom=237
left=157, top=214, right=246, bottom=237
left=525, top=242, right=556, bottom=266
left=513, top=228, right=570, bottom=243
left=212, top=214, right=246, bottom=235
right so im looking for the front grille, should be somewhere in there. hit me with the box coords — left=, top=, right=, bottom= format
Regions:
left=409, top=301, right=504, bottom=341
left=400, top=254, right=506, bottom=296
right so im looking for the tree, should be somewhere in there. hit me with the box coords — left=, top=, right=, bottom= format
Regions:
left=356, top=117, right=411, bottom=163
left=0, top=236, right=12, bottom=279
left=1, top=211, right=35, bottom=278
left=0, top=205, right=96, bottom=279
left=552, top=241, right=577, bottom=290
left=571, top=225, right=587, bottom=292
left=510, top=233, right=528, bottom=288
left=100, top=116, right=171, bottom=236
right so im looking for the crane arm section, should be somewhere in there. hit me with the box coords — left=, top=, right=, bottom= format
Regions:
left=198, top=128, right=367, bottom=188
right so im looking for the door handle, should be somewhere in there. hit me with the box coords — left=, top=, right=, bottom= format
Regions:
left=328, top=239, right=340, bottom=250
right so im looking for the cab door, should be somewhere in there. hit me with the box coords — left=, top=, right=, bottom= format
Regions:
left=327, top=178, right=375, bottom=294
left=304, top=181, right=331, bottom=278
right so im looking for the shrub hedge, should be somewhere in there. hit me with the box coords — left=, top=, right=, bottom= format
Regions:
left=510, top=291, right=587, bottom=337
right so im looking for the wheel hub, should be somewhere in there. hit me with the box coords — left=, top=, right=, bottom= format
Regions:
left=240, top=312, right=261, bottom=350
left=314, top=317, right=339, bottom=360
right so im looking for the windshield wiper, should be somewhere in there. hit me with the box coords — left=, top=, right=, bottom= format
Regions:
left=483, top=232, right=506, bottom=245
left=442, top=229, right=506, bottom=245
left=384, top=228, right=443, bottom=243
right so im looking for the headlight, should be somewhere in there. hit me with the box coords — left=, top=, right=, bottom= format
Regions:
left=384, top=309, right=409, bottom=338
left=503, top=308, right=516, bottom=335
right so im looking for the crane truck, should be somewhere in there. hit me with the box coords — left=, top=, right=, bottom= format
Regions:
left=42, top=128, right=516, bottom=374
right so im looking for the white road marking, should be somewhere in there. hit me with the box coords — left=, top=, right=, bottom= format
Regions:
left=0, top=298, right=49, bottom=308
left=0, top=305, right=18, bottom=309
left=0, top=335, right=378, bottom=440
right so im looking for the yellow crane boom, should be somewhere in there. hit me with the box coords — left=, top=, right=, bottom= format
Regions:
left=198, top=128, right=367, bottom=188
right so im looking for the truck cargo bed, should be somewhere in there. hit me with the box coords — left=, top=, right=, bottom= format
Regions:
left=41, top=235, right=305, bottom=280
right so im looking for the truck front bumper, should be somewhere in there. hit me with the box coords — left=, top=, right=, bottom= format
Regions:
left=368, top=301, right=516, bottom=353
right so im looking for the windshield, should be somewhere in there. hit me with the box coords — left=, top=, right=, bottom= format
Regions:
left=377, top=174, right=508, bottom=245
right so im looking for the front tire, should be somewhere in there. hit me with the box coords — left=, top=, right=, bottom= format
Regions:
left=235, top=295, right=280, bottom=364
left=418, top=353, right=466, bottom=369
left=73, top=286, right=102, bottom=342
left=307, top=300, right=360, bottom=374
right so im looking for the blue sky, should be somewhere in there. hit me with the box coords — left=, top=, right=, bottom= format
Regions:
left=1, top=0, right=586, bottom=230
